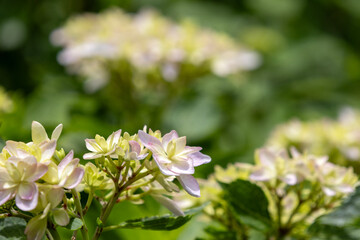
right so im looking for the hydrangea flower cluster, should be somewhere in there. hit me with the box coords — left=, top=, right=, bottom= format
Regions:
left=0, top=121, right=84, bottom=240
left=51, top=8, right=260, bottom=92
left=180, top=147, right=358, bottom=239
left=0, top=123, right=211, bottom=240
left=267, top=108, right=360, bottom=171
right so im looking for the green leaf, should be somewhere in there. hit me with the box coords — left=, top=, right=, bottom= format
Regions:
left=309, top=186, right=360, bottom=239
left=64, top=218, right=83, bottom=231
left=0, top=217, right=26, bottom=240
left=105, top=205, right=204, bottom=231
left=220, top=179, right=272, bottom=232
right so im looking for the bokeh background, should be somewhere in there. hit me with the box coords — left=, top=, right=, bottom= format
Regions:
left=1, top=0, right=360, bottom=239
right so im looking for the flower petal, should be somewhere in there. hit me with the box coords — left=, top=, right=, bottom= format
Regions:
left=51, top=124, right=63, bottom=140
left=47, top=188, right=64, bottom=208
left=40, top=140, right=56, bottom=162
left=0, top=189, right=14, bottom=205
left=18, top=182, right=36, bottom=200
left=83, top=152, right=103, bottom=160
left=64, top=167, right=84, bottom=189
left=53, top=208, right=70, bottom=226
left=162, top=130, right=179, bottom=150
left=168, top=161, right=194, bottom=175
left=32, top=121, right=49, bottom=145
left=16, top=183, right=38, bottom=211
left=258, top=148, right=276, bottom=167
left=151, top=194, right=184, bottom=216
left=138, top=130, right=164, bottom=156
left=129, top=140, right=141, bottom=154
left=58, top=151, right=74, bottom=175
left=177, top=174, right=200, bottom=197
left=249, top=168, right=274, bottom=182
left=85, top=139, right=101, bottom=152
left=190, top=152, right=211, bottom=167
left=106, top=129, right=122, bottom=146
left=25, top=215, right=47, bottom=240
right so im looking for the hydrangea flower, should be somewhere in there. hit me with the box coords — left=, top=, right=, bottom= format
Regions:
left=138, top=130, right=211, bottom=197
left=0, top=155, right=48, bottom=211
left=83, top=129, right=121, bottom=159
left=42, top=150, right=84, bottom=189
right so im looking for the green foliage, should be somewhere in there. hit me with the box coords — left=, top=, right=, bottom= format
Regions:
left=64, top=218, right=83, bottom=231
left=110, top=205, right=204, bottom=231
left=0, top=217, right=26, bottom=240
left=220, top=179, right=272, bottom=232
left=309, top=186, right=360, bottom=239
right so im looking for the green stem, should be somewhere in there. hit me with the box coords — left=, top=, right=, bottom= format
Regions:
left=83, top=190, right=94, bottom=215
left=71, top=189, right=90, bottom=240
left=92, top=169, right=156, bottom=240
left=46, top=229, right=55, bottom=240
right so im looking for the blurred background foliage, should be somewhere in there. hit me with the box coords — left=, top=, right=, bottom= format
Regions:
left=1, top=0, right=360, bottom=239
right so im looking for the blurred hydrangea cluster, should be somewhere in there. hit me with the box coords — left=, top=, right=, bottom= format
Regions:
left=181, top=147, right=358, bottom=239
left=0, top=86, right=13, bottom=114
left=0, top=122, right=211, bottom=240
left=267, top=108, right=360, bottom=172
left=51, top=8, right=260, bottom=92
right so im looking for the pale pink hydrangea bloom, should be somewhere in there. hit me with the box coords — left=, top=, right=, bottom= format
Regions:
left=138, top=130, right=211, bottom=197
left=0, top=155, right=48, bottom=211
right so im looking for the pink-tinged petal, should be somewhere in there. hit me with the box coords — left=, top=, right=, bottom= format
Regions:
left=32, top=121, right=49, bottom=144
left=16, top=184, right=38, bottom=211
left=40, top=140, right=56, bottom=162
left=258, top=149, right=276, bottom=167
left=249, top=168, right=273, bottom=182
left=138, top=130, right=165, bottom=155
left=177, top=174, right=200, bottom=197
left=25, top=215, right=47, bottom=240
left=27, top=164, right=48, bottom=182
left=168, top=161, right=194, bottom=175
left=15, top=149, right=31, bottom=158
left=85, top=139, right=101, bottom=152
left=107, top=129, right=122, bottom=146
left=53, top=208, right=70, bottom=226
left=129, top=140, right=141, bottom=154
left=181, top=146, right=202, bottom=155
left=83, top=152, right=103, bottom=160
left=60, top=158, right=80, bottom=178
left=64, top=167, right=84, bottom=189
left=0, top=189, right=14, bottom=205
left=151, top=194, right=184, bottom=216
left=162, top=130, right=179, bottom=150
left=18, top=182, right=36, bottom=200
left=281, top=174, right=298, bottom=185
left=51, top=124, right=63, bottom=140
left=58, top=151, right=74, bottom=174
left=152, top=155, right=177, bottom=176
left=322, top=187, right=336, bottom=196
left=4, top=141, right=19, bottom=156
left=136, top=153, right=148, bottom=160
left=190, top=152, right=211, bottom=167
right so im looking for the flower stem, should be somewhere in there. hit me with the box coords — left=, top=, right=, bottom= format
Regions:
left=71, top=189, right=89, bottom=240
left=92, top=169, right=155, bottom=240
